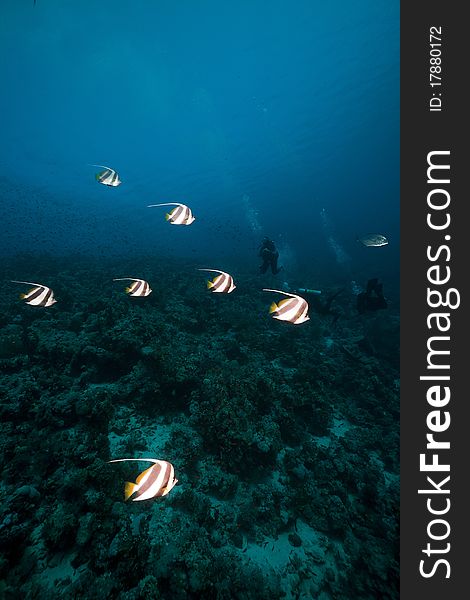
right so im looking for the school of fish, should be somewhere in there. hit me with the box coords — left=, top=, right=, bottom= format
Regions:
left=9, top=165, right=389, bottom=501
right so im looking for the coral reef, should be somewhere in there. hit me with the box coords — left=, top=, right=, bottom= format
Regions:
left=0, top=254, right=399, bottom=599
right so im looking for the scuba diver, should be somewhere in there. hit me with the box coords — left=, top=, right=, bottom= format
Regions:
left=356, top=278, right=388, bottom=314
left=308, top=287, right=344, bottom=324
left=258, top=237, right=282, bottom=274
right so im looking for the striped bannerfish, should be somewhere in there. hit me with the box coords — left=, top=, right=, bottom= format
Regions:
left=198, top=268, right=236, bottom=293
left=91, top=164, right=121, bottom=187
left=108, top=458, right=178, bottom=502
left=12, top=281, right=57, bottom=307
left=263, top=288, right=310, bottom=325
left=147, top=202, right=195, bottom=225
left=113, top=278, right=152, bottom=297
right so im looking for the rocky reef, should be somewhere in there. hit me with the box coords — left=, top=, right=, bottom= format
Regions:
left=0, top=254, right=399, bottom=599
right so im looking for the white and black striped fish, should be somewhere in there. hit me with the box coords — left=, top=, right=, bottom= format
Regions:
left=12, top=280, right=57, bottom=307
left=198, top=268, right=236, bottom=293
left=108, top=458, right=178, bottom=502
left=147, top=202, right=195, bottom=225
left=91, top=164, right=121, bottom=187
left=263, top=288, right=310, bottom=325
left=113, top=278, right=152, bottom=297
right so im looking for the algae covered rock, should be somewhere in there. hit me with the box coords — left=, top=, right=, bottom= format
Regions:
left=0, top=324, right=24, bottom=358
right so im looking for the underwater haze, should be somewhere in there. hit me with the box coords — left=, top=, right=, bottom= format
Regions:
left=0, top=1, right=399, bottom=599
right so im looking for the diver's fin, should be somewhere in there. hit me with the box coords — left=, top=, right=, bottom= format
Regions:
left=269, top=302, right=278, bottom=314
left=124, top=482, right=137, bottom=501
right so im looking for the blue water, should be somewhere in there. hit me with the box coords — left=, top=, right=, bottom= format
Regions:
left=0, top=2, right=399, bottom=598
left=1, top=0, right=398, bottom=284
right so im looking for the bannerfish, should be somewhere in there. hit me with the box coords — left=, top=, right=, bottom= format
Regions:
left=113, top=278, right=152, bottom=297
left=11, top=281, right=57, bottom=307
left=198, top=268, right=236, bottom=293
left=91, top=164, right=121, bottom=187
left=357, top=233, right=388, bottom=247
left=108, top=458, right=178, bottom=502
left=147, top=203, right=195, bottom=225
left=263, top=288, right=310, bottom=325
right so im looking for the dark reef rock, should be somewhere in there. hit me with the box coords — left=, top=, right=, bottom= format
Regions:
left=0, top=255, right=399, bottom=599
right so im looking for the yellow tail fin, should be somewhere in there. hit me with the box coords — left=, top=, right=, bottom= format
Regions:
left=207, top=280, right=214, bottom=289
left=124, top=482, right=137, bottom=501
left=20, top=293, right=26, bottom=299
left=269, top=302, right=278, bottom=314
left=165, top=213, right=171, bottom=221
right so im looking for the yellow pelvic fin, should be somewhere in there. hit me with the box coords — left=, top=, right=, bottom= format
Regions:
left=124, top=481, right=137, bottom=501
left=269, top=302, right=278, bottom=314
